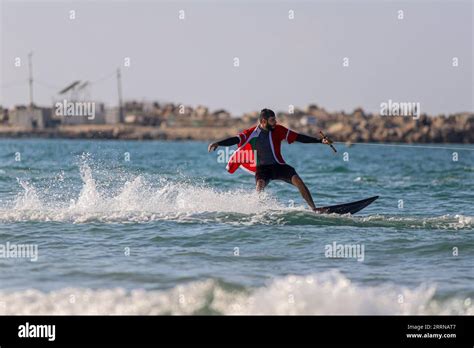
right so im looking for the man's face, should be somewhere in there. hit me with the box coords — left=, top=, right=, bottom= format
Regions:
left=261, top=116, right=277, bottom=130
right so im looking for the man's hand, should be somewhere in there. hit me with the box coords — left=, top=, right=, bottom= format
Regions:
left=208, top=142, right=219, bottom=152
left=319, top=131, right=337, bottom=153
left=322, top=137, right=331, bottom=145
left=208, top=137, right=240, bottom=152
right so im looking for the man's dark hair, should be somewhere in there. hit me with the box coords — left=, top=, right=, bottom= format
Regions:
left=260, top=108, right=275, bottom=121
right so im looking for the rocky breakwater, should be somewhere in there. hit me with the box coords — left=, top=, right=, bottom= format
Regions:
left=276, top=106, right=474, bottom=143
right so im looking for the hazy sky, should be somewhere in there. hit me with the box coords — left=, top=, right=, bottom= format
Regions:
left=1, top=0, right=473, bottom=116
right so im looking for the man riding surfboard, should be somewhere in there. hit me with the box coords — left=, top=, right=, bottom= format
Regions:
left=208, top=108, right=332, bottom=212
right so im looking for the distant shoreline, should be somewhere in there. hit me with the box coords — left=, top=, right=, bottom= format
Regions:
left=0, top=119, right=473, bottom=144
left=0, top=125, right=239, bottom=141
left=3, top=102, right=473, bottom=143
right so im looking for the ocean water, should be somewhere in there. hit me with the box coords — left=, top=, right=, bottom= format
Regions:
left=0, top=139, right=472, bottom=315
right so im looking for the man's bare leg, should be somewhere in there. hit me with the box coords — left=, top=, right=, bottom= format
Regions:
left=291, top=175, right=317, bottom=210
left=256, top=179, right=267, bottom=192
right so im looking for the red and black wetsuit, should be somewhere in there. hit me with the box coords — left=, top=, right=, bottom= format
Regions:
left=216, top=125, right=322, bottom=184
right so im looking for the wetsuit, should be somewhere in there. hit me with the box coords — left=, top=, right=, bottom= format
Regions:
left=216, top=129, right=321, bottom=184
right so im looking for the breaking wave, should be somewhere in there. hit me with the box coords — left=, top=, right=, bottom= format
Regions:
left=0, top=271, right=471, bottom=315
left=0, top=158, right=472, bottom=229
left=1, top=159, right=283, bottom=224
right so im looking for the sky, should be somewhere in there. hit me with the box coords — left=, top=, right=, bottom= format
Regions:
left=1, top=0, right=473, bottom=116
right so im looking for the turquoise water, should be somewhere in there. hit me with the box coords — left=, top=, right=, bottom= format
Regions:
left=0, top=139, right=472, bottom=314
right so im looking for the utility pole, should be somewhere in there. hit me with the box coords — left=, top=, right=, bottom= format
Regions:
left=117, top=67, right=123, bottom=123
left=28, top=51, right=34, bottom=108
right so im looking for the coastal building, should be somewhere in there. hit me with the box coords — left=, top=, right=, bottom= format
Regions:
left=53, top=101, right=106, bottom=125
left=105, top=107, right=121, bottom=124
left=0, top=107, right=8, bottom=124
left=8, top=106, right=54, bottom=129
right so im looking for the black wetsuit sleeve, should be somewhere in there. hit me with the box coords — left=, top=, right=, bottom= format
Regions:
left=295, top=134, right=322, bottom=143
left=216, top=136, right=240, bottom=146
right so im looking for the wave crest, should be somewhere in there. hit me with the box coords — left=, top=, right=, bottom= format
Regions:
left=0, top=271, right=471, bottom=315
left=2, top=161, right=282, bottom=223
left=1, top=160, right=472, bottom=228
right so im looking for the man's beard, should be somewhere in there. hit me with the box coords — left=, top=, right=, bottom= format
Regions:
left=266, top=124, right=275, bottom=131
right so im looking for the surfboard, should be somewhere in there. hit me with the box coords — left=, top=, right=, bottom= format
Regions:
left=314, top=196, right=379, bottom=215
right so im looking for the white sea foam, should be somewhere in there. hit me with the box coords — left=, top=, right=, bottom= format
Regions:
left=0, top=271, right=471, bottom=315
left=360, top=214, right=474, bottom=230
left=0, top=161, right=284, bottom=223
left=0, top=161, right=472, bottom=228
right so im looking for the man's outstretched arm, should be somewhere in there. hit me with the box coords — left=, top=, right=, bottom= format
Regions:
left=295, top=133, right=323, bottom=143
left=208, top=136, right=240, bottom=152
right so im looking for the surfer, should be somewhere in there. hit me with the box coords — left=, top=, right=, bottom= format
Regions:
left=208, top=108, right=332, bottom=211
